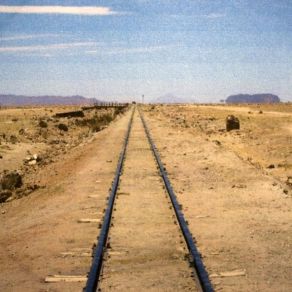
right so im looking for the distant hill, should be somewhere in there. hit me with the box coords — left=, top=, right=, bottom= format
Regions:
left=0, top=94, right=102, bottom=106
left=226, top=94, right=280, bottom=104
left=153, top=93, right=193, bottom=104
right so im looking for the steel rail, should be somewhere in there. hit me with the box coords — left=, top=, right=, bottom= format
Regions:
left=138, top=107, right=214, bottom=292
left=85, top=107, right=135, bottom=292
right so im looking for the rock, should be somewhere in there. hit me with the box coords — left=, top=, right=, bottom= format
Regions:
left=226, top=115, right=240, bottom=131
left=0, top=171, right=22, bottom=190
left=39, top=120, right=48, bottom=128
left=28, top=160, right=37, bottom=165
left=48, top=139, right=59, bottom=145
left=10, top=135, right=18, bottom=144
left=232, top=184, right=247, bottom=189
left=0, top=190, right=12, bottom=203
left=267, top=164, right=275, bottom=169
left=58, top=123, right=68, bottom=131
left=0, top=155, right=2, bottom=159
left=24, top=154, right=40, bottom=164
left=286, top=176, right=292, bottom=187
left=19, top=128, right=25, bottom=135
left=25, top=156, right=32, bottom=162
left=258, top=110, right=263, bottom=114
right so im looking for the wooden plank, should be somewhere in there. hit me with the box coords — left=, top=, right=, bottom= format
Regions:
left=210, top=269, right=246, bottom=278
left=77, top=218, right=100, bottom=223
left=108, top=250, right=128, bottom=256
left=60, top=251, right=92, bottom=257
left=45, top=275, right=87, bottom=283
left=195, top=215, right=210, bottom=219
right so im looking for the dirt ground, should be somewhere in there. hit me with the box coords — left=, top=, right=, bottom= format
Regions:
left=0, top=105, right=124, bottom=201
left=0, top=103, right=291, bottom=291
left=143, top=103, right=292, bottom=291
left=147, top=103, right=292, bottom=189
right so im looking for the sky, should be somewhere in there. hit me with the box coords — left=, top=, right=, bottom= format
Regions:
left=0, top=0, right=291, bottom=103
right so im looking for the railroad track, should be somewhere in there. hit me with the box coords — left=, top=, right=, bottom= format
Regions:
left=85, top=105, right=213, bottom=291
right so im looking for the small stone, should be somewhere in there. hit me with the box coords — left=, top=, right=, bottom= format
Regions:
left=25, top=156, right=32, bottom=162
left=57, top=123, right=68, bottom=131
left=39, top=120, right=48, bottom=128
left=283, top=189, right=288, bottom=195
left=267, top=164, right=275, bottom=169
left=10, top=135, right=18, bottom=144
left=0, top=190, right=13, bottom=203
left=18, top=128, right=25, bottom=135
left=28, top=160, right=37, bottom=165
left=232, top=184, right=247, bottom=189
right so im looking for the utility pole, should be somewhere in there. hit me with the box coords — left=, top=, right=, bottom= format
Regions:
left=142, top=95, right=144, bottom=104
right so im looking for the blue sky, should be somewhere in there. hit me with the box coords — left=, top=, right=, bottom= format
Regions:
left=0, top=0, right=291, bottom=102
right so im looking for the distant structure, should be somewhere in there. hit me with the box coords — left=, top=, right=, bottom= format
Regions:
left=226, top=94, right=280, bottom=104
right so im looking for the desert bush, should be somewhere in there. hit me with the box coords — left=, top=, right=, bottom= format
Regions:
left=75, top=113, right=114, bottom=132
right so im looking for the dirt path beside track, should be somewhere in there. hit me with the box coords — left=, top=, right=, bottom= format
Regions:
left=0, top=110, right=131, bottom=292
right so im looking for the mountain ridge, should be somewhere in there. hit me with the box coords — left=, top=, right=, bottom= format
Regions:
left=226, top=94, right=280, bottom=104
left=0, top=94, right=102, bottom=106
left=152, top=93, right=194, bottom=104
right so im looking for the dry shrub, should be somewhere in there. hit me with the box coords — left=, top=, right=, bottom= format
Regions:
left=75, top=113, right=113, bottom=132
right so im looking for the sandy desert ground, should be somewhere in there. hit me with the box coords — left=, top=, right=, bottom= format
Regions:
left=0, top=105, right=123, bottom=201
left=144, top=103, right=292, bottom=291
left=0, top=103, right=291, bottom=291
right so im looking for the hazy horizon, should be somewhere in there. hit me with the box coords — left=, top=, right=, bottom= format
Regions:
left=1, top=1, right=292, bottom=103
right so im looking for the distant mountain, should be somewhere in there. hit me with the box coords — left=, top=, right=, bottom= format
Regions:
left=226, top=94, right=280, bottom=104
left=153, top=93, right=193, bottom=104
left=0, top=94, right=102, bottom=106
